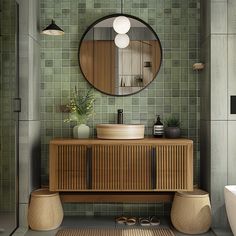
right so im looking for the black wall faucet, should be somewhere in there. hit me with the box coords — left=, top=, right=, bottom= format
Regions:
left=117, top=109, right=123, bottom=124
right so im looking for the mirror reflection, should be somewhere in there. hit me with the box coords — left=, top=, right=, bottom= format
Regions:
left=79, top=14, right=162, bottom=96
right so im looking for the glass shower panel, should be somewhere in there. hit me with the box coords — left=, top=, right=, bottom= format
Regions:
left=0, top=0, right=18, bottom=234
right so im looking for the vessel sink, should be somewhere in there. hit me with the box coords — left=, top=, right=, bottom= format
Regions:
left=96, top=124, right=145, bottom=139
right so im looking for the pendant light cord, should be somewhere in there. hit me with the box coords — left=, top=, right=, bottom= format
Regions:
left=121, top=0, right=123, bottom=14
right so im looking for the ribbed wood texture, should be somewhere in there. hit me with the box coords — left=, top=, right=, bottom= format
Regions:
left=49, top=138, right=193, bottom=192
left=56, top=228, right=175, bottom=236
left=156, top=145, right=192, bottom=191
left=50, top=145, right=87, bottom=191
left=92, top=145, right=152, bottom=190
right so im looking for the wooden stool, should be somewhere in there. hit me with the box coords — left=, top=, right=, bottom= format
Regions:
left=171, top=189, right=211, bottom=234
left=28, top=188, right=63, bottom=231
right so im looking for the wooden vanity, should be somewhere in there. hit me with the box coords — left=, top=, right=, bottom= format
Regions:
left=49, top=138, right=193, bottom=202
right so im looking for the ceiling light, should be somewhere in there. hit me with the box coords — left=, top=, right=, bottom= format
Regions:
left=114, top=34, right=130, bottom=48
left=113, top=16, right=131, bottom=34
left=42, top=20, right=64, bottom=36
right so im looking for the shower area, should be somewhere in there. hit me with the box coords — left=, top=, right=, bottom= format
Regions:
left=0, top=0, right=19, bottom=234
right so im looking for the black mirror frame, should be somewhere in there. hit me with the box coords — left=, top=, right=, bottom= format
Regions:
left=78, top=13, right=163, bottom=97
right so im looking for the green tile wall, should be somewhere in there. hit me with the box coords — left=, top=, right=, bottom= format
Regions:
left=40, top=0, right=200, bottom=216
left=0, top=0, right=17, bottom=212
left=63, top=202, right=172, bottom=217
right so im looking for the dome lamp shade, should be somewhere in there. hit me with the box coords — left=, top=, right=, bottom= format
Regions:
left=42, top=20, right=64, bottom=36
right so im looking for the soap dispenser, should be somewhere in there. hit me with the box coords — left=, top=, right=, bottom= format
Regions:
left=153, top=115, right=164, bottom=138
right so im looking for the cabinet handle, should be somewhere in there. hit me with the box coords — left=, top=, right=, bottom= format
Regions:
left=86, top=146, right=92, bottom=189
left=151, top=147, right=156, bottom=189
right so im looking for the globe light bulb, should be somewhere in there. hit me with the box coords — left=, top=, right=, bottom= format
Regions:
left=113, top=16, right=131, bottom=34
left=114, top=34, right=130, bottom=48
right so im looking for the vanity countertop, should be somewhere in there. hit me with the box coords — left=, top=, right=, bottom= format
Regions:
left=50, top=137, right=193, bottom=145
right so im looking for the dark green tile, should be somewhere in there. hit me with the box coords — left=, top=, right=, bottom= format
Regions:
left=39, top=0, right=200, bottom=216
left=45, top=60, right=53, bottom=67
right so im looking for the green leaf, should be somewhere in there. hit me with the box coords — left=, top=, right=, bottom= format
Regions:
left=64, top=87, right=96, bottom=125
left=164, top=116, right=180, bottom=127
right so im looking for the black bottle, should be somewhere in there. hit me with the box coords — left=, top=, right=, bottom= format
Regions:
left=153, top=115, right=164, bottom=138
left=117, top=109, right=123, bottom=124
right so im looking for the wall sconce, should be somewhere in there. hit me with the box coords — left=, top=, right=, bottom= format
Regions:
left=193, top=63, right=204, bottom=71
left=42, top=19, right=64, bottom=36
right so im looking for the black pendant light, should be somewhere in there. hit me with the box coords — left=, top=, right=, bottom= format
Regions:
left=42, top=19, right=64, bottom=36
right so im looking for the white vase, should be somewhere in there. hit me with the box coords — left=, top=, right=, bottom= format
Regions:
left=73, top=124, right=90, bottom=139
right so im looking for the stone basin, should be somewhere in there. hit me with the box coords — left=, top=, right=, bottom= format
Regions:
left=96, top=124, right=145, bottom=139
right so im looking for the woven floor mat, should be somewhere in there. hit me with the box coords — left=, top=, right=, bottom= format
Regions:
left=56, top=228, right=175, bottom=236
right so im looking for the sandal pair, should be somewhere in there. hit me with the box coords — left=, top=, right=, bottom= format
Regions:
left=139, top=216, right=160, bottom=226
left=115, top=216, right=137, bottom=226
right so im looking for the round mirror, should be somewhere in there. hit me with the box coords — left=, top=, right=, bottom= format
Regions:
left=79, top=14, right=162, bottom=96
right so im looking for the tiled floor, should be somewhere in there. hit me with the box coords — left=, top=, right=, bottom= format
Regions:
left=213, top=228, right=233, bottom=236
left=0, top=213, right=17, bottom=236
left=23, top=216, right=228, bottom=236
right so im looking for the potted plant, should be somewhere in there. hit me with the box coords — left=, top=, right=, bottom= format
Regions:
left=64, top=87, right=95, bottom=138
left=164, top=116, right=181, bottom=139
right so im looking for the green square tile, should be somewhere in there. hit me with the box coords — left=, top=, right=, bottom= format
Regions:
left=38, top=0, right=200, bottom=214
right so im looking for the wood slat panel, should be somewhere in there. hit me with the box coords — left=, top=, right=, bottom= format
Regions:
left=56, top=227, right=175, bottom=236
left=156, top=144, right=192, bottom=191
left=92, top=145, right=152, bottom=190
left=51, top=145, right=87, bottom=191
left=49, top=139, right=193, bottom=193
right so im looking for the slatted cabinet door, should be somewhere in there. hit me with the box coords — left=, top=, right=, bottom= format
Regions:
left=49, top=139, right=193, bottom=192
left=50, top=144, right=87, bottom=191
left=91, top=145, right=154, bottom=191
left=156, top=144, right=193, bottom=191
